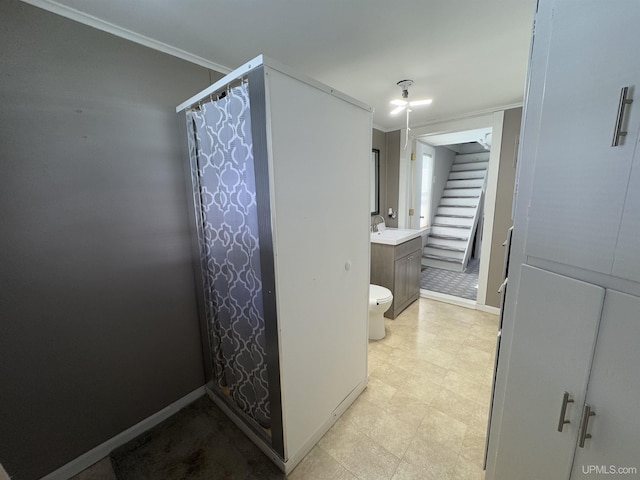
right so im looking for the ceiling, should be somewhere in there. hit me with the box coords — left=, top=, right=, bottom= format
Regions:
left=25, top=0, right=536, bottom=131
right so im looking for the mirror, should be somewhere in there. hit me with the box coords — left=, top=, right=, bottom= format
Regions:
left=371, top=149, right=380, bottom=215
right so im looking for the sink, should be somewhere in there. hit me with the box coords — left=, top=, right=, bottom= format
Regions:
left=370, top=227, right=423, bottom=246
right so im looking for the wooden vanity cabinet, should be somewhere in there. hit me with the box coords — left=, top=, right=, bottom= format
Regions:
left=370, top=236, right=422, bottom=319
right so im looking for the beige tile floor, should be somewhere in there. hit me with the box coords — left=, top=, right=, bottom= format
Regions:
left=289, top=298, right=498, bottom=480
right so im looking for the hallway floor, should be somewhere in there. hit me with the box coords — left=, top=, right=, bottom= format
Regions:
left=72, top=298, right=497, bottom=480
left=289, top=298, right=497, bottom=479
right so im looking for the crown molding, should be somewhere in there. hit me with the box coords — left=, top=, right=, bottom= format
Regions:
left=20, top=0, right=232, bottom=74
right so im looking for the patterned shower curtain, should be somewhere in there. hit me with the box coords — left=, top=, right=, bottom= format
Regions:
left=187, top=81, right=271, bottom=428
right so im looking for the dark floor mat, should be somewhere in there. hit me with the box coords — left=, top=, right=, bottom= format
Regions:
left=110, top=395, right=285, bottom=480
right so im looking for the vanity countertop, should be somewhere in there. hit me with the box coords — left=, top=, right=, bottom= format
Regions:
left=370, top=227, right=427, bottom=246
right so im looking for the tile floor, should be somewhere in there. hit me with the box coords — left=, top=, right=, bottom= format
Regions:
left=289, top=298, right=498, bottom=480
left=71, top=297, right=497, bottom=480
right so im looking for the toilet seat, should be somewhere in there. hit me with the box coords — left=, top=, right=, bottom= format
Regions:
left=370, top=284, right=393, bottom=304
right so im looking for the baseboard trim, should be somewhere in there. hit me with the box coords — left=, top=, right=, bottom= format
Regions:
left=40, top=386, right=206, bottom=480
left=420, top=289, right=477, bottom=309
left=476, top=304, right=500, bottom=316
left=420, top=289, right=500, bottom=316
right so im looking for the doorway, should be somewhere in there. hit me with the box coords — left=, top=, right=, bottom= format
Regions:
left=397, top=112, right=503, bottom=310
left=418, top=133, right=491, bottom=303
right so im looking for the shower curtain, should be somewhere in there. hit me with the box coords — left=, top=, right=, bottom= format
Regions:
left=187, top=80, right=271, bottom=429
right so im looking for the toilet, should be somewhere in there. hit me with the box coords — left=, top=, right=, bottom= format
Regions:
left=368, top=284, right=393, bottom=340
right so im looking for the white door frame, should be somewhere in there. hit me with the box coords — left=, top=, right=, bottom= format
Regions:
left=397, top=111, right=505, bottom=309
left=414, top=140, right=436, bottom=229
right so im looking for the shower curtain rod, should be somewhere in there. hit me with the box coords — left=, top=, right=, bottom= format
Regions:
left=189, top=78, right=248, bottom=112
left=177, top=55, right=265, bottom=113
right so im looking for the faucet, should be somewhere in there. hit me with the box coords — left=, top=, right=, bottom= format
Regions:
left=371, top=215, right=386, bottom=232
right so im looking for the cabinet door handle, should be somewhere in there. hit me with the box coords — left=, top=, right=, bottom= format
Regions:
left=557, top=391, right=574, bottom=432
left=578, top=404, right=596, bottom=447
left=612, top=86, right=633, bottom=147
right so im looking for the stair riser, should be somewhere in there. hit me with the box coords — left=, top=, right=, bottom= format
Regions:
left=451, top=162, right=489, bottom=172
left=446, top=179, right=485, bottom=189
left=443, top=188, right=482, bottom=198
left=427, top=237, right=468, bottom=249
left=449, top=171, right=486, bottom=180
left=422, top=257, right=465, bottom=272
left=439, top=197, right=480, bottom=207
left=423, top=247, right=465, bottom=260
left=431, top=226, right=471, bottom=238
left=434, top=216, right=475, bottom=227
left=437, top=206, right=477, bottom=217
left=454, top=153, right=490, bottom=164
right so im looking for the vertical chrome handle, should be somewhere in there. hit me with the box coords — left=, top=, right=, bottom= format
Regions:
left=612, top=86, right=633, bottom=147
left=578, top=404, right=596, bottom=447
left=557, top=391, right=574, bottom=432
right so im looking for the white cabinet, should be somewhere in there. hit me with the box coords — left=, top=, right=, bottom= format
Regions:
left=487, top=1, right=640, bottom=479
left=569, top=290, right=640, bottom=478
left=493, top=267, right=640, bottom=480
left=524, top=1, right=640, bottom=277
left=493, top=266, right=604, bottom=480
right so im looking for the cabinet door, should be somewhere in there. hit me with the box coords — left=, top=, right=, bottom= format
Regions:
left=569, top=290, right=640, bottom=478
left=393, top=256, right=409, bottom=308
left=525, top=1, right=640, bottom=274
left=406, top=251, right=421, bottom=300
left=492, top=266, right=604, bottom=480
left=612, top=153, right=640, bottom=282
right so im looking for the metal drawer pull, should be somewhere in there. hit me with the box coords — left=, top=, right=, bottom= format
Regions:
left=578, top=404, right=596, bottom=447
left=557, top=391, right=574, bottom=432
left=612, top=86, right=633, bottom=147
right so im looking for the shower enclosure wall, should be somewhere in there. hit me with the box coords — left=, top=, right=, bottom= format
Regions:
left=176, top=56, right=372, bottom=473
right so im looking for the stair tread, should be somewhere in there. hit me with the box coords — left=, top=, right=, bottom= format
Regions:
left=422, top=254, right=463, bottom=263
left=449, top=174, right=486, bottom=179
left=429, top=234, right=469, bottom=241
left=426, top=244, right=465, bottom=252
left=454, top=158, right=490, bottom=163
left=435, top=214, right=474, bottom=219
left=451, top=165, right=489, bottom=171
left=433, top=222, right=472, bottom=228
left=436, top=205, right=476, bottom=212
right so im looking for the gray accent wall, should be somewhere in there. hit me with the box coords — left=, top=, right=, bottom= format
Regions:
left=0, top=2, right=220, bottom=478
left=485, top=107, right=522, bottom=307
left=385, top=130, right=401, bottom=228
left=372, top=128, right=387, bottom=221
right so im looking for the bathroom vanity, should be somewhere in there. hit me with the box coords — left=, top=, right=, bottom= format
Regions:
left=370, top=229, right=422, bottom=318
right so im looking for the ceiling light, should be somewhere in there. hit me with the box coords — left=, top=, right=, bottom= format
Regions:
left=389, top=79, right=432, bottom=116
left=409, top=99, right=433, bottom=106
left=388, top=79, right=432, bottom=149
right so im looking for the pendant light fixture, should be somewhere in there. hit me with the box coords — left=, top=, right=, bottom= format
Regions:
left=389, top=80, right=432, bottom=149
